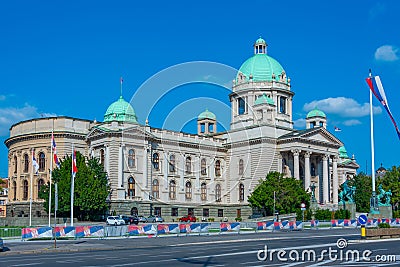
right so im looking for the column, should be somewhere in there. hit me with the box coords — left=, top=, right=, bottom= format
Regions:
left=304, top=151, right=311, bottom=191
left=163, top=151, right=168, bottom=190
left=332, top=155, right=338, bottom=204
left=195, top=155, right=200, bottom=189
left=292, top=149, right=300, bottom=180
left=117, top=145, right=125, bottom=199
left=322, top=154, right=329, bottom=204
left=277, top=153, right=282, bottom=173
left=180, top=154, right=185, bottom=190
left=105, top=145, right=109, bottom=173
left=143, top=146, right=148, bottom=189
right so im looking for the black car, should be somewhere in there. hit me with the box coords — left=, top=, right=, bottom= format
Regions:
left=120, top=215, right=139, bottom=225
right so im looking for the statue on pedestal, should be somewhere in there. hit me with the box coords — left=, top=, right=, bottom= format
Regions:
left=339, top=180, right=356, bottom=204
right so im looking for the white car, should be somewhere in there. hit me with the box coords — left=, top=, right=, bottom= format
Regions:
left=106, top=216, right=125, bottom=225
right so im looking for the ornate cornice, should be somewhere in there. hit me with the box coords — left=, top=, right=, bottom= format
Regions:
left=5, top=132, right=86, bottom=148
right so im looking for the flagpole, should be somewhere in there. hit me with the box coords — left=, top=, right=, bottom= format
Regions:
left=29, top=148, right=33, bottom=226
left=368, top=70, right=378, bottom=214
left=71, top=144, right=74, bottom=227
left=120, top=76, right=123, bottom=97
left=49, top=131, right=53, bottom=227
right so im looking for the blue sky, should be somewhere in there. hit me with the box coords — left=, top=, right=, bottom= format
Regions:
left=1, top=0, right=400, bottom=177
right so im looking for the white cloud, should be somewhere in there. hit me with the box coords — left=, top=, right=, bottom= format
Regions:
left=293, top=118, right=306, bottom=128
left=342, top=119, right=362, bottom=126
left=374, top=45, right=399, bottom=62
left=0, top=104, right=56, bottom=136
left=303, top=97, right=382, bottom=117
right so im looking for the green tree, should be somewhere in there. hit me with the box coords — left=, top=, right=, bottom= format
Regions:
left=378, top=165, right=400, bottom=208
left=39, top=151, right=110, bottom=221
left=248, top=172, right=310, bottom=216
left=346, top=172, right=372, bottom=213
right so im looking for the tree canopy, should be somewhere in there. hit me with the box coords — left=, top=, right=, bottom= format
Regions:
left=248, top=172, right=310, bottom=216
left=39, top=151, right=110, bottom=221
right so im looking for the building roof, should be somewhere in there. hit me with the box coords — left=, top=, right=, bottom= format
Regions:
left=338, top=146, right=349, bottom=159
left=104, top=96, right=138, bottom=123
left=307, top=107, right=326, bottom=119
left=198, top=109, right=216, bottom=120
left=254, top=93, right=275, bottom=106
left=255, top=37, right=266, bottom=45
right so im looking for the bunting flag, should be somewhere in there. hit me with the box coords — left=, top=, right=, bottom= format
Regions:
left=32, top=150, right=39, bottom=174
left=366, top=75, right=400, bottom=140
left=72, top=149, right=78, bottom=176
left=51, top=133, right=60, bottom=168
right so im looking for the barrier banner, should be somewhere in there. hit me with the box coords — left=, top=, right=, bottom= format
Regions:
left=22, top=227, right=53, bottom=239
left=200, top=223, right=210, bottom=233
left=389, top=218, right=400, bottom=227
left=350, top=220, right=358, bottom=227
left=54, top=226, right=75, bottom=238
left=310, top=220, right=319, bottom=228
left=157, top=224, right=179, bottom=234
left=273, top=221, right=282, bottom=230
left=220, top=222, right=240, bottom=232
left=366, top=219, right=378, bottom=227
left=281, top=221, right=290, bottom=230
left=128, top=224, right=156, bottom=235
left=75, top=225, right=104, bottom=238
left=331, top=220, right=338, bottom=227
left=180, top=223, right=201, bottom=233
left=256, top=221, right=274, bottom=230
left=294, top=221, right=303, bottom=229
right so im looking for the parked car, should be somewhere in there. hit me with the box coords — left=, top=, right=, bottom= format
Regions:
left=106, top=216, right=125, bottom=225
left=147, top=215, right=164, bottom=223
left=137, top=215, right=148, bottom=223
left=120, top=215, right=139, bottom=225
left=179, top=215, right=197, bottom=222
left=0, top=237, right=3, bottom=252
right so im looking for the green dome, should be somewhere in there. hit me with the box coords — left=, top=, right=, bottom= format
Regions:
left=254, top=93, right=275, bottom=106
left=255, top=37, right=266, bottom=45
left=104, top=96, right=138, bottom=123
left=236, top=54, right=285, bottom=83
left=198, top=109, right=216, bottom=120
left=339, top=146, right=349, bottom=159
left=306, top=108, right=326, bottom=118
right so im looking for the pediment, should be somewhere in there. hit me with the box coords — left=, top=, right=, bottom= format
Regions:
left=278, top=127, right=343, bottom=148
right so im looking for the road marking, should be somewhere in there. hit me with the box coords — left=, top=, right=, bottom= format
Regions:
left=10, top=263, right=44, bottom=267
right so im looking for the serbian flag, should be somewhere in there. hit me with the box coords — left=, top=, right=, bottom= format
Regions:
left=72, top=149, right=78, bottom=177
left=366, top=75, right=400, bottom=140
left=334, top=126, right=342, bottom=132
left=51, top=133, right=60, bottom=168
left=32, top=150, right=39, bottom=174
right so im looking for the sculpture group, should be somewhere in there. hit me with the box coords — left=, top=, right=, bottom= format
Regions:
left=339, top=180, right=356, bottom=204
left=377, top=184, right=392, bottom=206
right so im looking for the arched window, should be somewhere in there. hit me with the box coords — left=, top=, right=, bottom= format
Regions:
left=37, top=179, right=45, bottom=198
left=185, top=156, right=191, bottom=174
left=131, top=207, right=138, bottom=216
left=215, top=184, right=221, bottom=202
left=201, top=158, right=207, bottom=175
left=14, top=156, right=17, bottom=173
left=152, top=179, right=159, bottom=199
left=128, top=149, right=135, bottom=168
left=169, top=154, right=175, bottom=173
left=152, top=153, right=159, bottom=170
left=239, top=183, right=245, bottom=201
left=169, top=180, right=176, bottom=200
left=201, top=182, right=207, bottom=201
left=128, top=177, right=135, bottom=197
left=38, top=152, right=46, bottom=172
left=215, top=160, right=221, bottom=177
left=24, top=154, right=29, bottom=173
left=12, top=181, right=17, bottom=201
left=279, top=96, right=286, bottom=114
left=185, top=181, right=192, bottom=200
left=100, top=149, right=105, bottom=166
left=239, top=159, right=244, bottom=176
left=23, top=180, right=29, bottom=200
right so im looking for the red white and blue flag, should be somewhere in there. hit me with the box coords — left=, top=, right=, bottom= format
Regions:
left=32, top=150, right=39, bottom=174
left=72, top=149, right=78, bottom=177
left=51, top=133, right=60, bottom=168
left=334, top=126, right=342, bottom=132
left=366, top=75, right=400, bottom=140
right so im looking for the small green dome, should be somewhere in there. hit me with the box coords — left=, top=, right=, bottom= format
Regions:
left=104, top=96, right=138, bottom=123
left=254, top=94, right=275, bottom=106
left=236, top=54, right=285, bottom=83
left=255, top=37, right=266, bottom=45
left=339, top=146, right=349, bottom=159
left=198, top=109, right=216, bottom=120
left=306, top=108, right=326, bottom=118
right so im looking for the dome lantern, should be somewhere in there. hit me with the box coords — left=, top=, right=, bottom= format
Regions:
left=254, top=37, right=267, bottom=54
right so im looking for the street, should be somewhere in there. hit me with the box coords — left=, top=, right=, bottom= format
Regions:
left=1, top=229, right=399, bottom=266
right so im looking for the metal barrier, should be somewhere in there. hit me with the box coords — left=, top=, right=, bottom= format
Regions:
left=0, top=228, right=22, bottom=239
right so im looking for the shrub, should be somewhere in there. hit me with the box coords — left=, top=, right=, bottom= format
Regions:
left=378, top=223, right=390, bottom=228
left=208, top=217, right=214, bottom=222
left=235, top=217, right=242, bottom=222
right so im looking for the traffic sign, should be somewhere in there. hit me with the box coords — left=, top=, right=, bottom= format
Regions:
left=358, top=214, right=368, bottom=225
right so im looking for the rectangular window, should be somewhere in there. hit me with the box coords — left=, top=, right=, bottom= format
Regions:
left=218, top=209, right=223, bottom=217
left=202, top=208, right=209, bottom=217
left=279, top=96, right=286, bottom=113
left=171, top=207, right=178, bottom=217
left=154, top=207, right=161, bottom=216
left=188, top=208, right=194, bottom=216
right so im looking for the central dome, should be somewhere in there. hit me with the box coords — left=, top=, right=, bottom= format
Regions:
left=236, top=38, right=286, bottom=83
left=104, top=96, right=138, bottom=123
